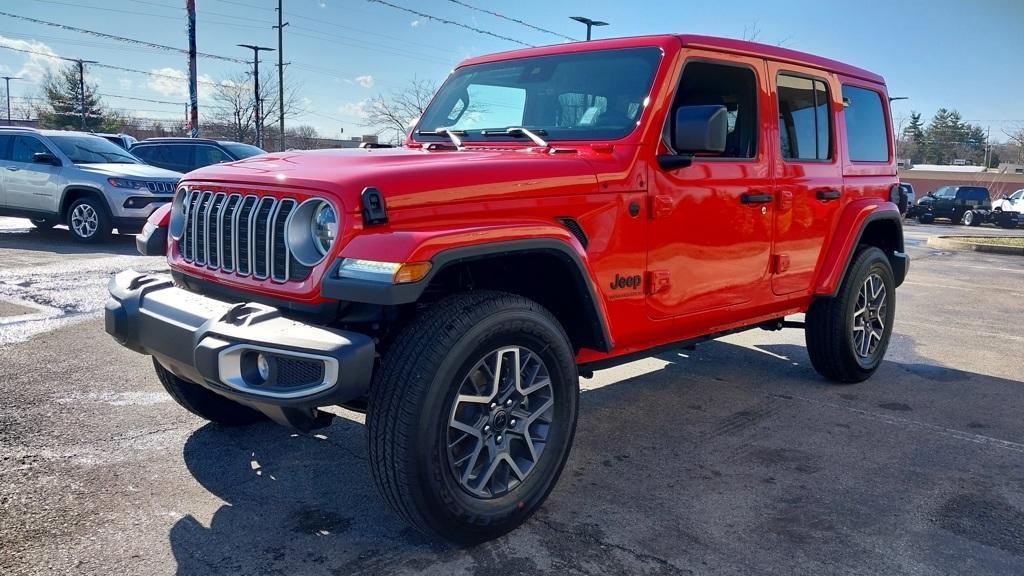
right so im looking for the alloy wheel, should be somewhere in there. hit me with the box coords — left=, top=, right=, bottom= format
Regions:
left=851, top=273, right=887, bottom=359
left=446, top=346, right=555, bottom=499
left=71, top=204, right=98, bottom=238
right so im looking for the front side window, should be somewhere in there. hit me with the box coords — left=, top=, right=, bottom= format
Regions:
left=669, top=61, right=758, bottom=158
left=777, top=74, right=832, bottom=161
left=221, top=142, right=265, bottom=159
left=1010, top=190, right=1023, bottom=200
left=194, top=146, right=230, bottom=167
left=841, top=85, right=889, bottom=162
left=415, top=47, right=662, bottom=143
left=936, top=187, right=955, bottom=199
left=47, top=135, right=140, bottom=164
left=11, top=136, right=49, bottom=163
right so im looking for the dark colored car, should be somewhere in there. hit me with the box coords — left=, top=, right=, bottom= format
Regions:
left=91, top=132, right=138, bottom=150
left=915, top=185, right=991, bottom=224
left=129, top=138, right=265, bottom=173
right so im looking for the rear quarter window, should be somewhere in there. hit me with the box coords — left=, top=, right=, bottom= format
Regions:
left=841, top=85, right=889, bottom=162
left=956, top=187, right=990, bottom=201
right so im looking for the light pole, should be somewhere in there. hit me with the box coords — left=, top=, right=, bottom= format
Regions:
left=569, top=16, right=608, bottom=41
left=1, top=76, right=20, bottom=123
left=238, top=44, right=275, bottom=148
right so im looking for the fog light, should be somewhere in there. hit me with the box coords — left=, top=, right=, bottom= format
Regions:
left=257, top=353, right=270, bottom=381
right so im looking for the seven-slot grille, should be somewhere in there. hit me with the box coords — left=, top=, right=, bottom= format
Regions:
left=177, top=190, right=304, bottom=282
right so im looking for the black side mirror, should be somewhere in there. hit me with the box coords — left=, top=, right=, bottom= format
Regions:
left=658, top=104, right=728, bottom=171
left=32, top=152, right=61, bottom=166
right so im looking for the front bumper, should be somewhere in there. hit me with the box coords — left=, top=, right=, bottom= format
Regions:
left=104, top=270, right=375, bottom=430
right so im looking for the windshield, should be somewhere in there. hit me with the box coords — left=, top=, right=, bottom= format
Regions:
left=222, top=142, right=265, bottom=159
left=414, top=47, right=663, bottom=143
left=48, top=134, right=141, bottom=164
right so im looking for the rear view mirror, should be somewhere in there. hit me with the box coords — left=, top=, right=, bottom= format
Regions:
left=32, top=152, right=61, bottom=166
left=673, top=105, right=728, bottom=154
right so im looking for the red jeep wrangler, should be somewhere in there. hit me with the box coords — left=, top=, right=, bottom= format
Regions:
left=107, top=35, right=907, bottom=543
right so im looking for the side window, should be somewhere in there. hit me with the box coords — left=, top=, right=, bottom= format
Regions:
left=0, top=135, right=13, bottom=161
left=670, top=61, right=758, bottom=159
left=841, top=85, right=889, bottom=162
left=193, top=145, right=231, bottom=167
left=937, top=187, right=955, bottom=199
left=11, top=136, right=48, bottom=163
left=132, top=147, right=154, bottom=162
left=1010, top=190, right=1023, bottom=201
left=777, top=74, right=832, bottom=161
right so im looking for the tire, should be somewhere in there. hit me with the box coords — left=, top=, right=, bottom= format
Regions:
left=367, top=291, right=579, bottom=544
left=29, top=217, right=58, bottom=229
left=805, top=247, right=895, bottom=383
left=153, top=358, right=266, bottom=426
left=66, top=196, right=112, bottom=242
left=962, top=210, right=976, bottom=226
left=917, top=213, right=934, bottom=224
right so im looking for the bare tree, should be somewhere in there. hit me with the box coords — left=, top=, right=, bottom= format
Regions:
left=363, top=77, right=437, bottom=145
left=1004, top=124, right=1024, bottom=164
left=205, top=70, right=301, bottom=146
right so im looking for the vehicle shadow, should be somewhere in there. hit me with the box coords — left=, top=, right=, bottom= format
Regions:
left=0, top=225, right=139, bottom=256
left=169, top=339, right=1024, bottom=575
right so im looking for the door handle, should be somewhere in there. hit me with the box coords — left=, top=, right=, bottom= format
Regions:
left=816, top=189, right=842, bottom=201
left=741, top=193, right=774, bottom=204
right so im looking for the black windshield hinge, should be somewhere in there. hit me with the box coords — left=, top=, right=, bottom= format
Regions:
left=361, top=187, right=389, bottom=226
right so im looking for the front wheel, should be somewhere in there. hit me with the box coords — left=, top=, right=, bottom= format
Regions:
left=805, top=247, right=895, bottom=383
left=66, top=197, right=112, bottom=242
left=367, top=291, right=579, bottom=544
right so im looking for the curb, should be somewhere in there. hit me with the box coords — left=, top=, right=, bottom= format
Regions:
left=926, top=236, right=1024, bottom=256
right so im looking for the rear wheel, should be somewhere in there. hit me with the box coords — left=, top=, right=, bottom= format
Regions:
left=66, top=196, right=112, bottom=242
left=367, top=291, right=578, bottom=544
left=806, top=247, right=895, bottom=383
left=153, top=358, right=266, bottom=425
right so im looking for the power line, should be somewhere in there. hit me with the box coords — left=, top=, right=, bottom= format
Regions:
left=446, top=0, right=575, bottom=41
left=0, top=10, right=247, bottom=63
left=0, top=44, right=223, bottom=87
left=365, top=0, right=534, bottom=47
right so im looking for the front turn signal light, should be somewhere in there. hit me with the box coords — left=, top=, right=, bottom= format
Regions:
left=394, top=262, right=432, bottom=284
left=337, top=259, right=431, bottom=284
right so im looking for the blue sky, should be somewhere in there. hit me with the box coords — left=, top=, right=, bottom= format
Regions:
left=0, top=0, right=1021, bottom=141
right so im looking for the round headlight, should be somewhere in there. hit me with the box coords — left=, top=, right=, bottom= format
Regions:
left=312, top=202, right=337, bottom=255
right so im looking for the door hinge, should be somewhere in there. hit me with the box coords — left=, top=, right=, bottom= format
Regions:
left=649, top=195, right=674, bottom=219
left=647, top=270, right=671, bottom=295
left=771, top=254, right=790, bottom=274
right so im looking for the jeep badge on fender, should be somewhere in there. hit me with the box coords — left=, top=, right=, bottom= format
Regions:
left=106, top=34, right=907, bottom=544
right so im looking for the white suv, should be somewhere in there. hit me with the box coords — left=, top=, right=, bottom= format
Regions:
left=0, top=127, right=182, bottom=242
left=993, top=189, right=1024, bottom=216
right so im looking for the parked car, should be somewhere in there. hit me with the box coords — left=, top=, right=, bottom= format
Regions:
left=915, top=185, right=991, bottom=224
left=129, top=138, right=265, bottom=173
left=0, top=127, right=181, bottom=241
left=992, top=189, right=1024, bottom=215
left=898, top=182, right=915, bottom=215
left=106, top=34, right=907, bottom=543
left=91, top=132, right=138, bottom=150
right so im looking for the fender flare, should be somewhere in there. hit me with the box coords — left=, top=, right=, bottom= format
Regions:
left=815, top=201, right=906, bottom=296
left=60, top=185, right=112, bottom=218
left=322, top=237, right=613, bottom=352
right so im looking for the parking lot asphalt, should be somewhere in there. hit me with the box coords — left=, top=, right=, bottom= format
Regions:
left=1, top=217, right=1024, bottom=576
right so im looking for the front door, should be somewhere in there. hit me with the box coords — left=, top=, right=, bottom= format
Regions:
left=769, top=64, right=845, bottom=295
left=647, top=54, right=774, bottom=319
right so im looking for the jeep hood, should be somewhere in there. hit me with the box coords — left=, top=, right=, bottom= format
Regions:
left=182, top=147, right=602, bottom=212
left=76, top=163, right=183, bottom=180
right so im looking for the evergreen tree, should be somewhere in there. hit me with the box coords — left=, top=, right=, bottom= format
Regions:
left=902, top=111, right=925, bottom=163
left=37, top=64, right=106, bottom=131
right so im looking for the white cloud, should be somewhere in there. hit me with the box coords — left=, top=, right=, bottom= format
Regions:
left=338, top=99, right=369, bottom=119
left=118, top=77, right=133, bottom=90
left=0, top=35, right=63, bottom=82
left=410, top=20, right=420, bottom=28
left=354, top=74, right=374, bottom=88
left=146, top=67, right=218, bottom=100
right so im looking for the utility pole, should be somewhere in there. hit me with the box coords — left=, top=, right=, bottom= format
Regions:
left=238, top=44, right=274, bottom=149
left=569, top=16, right=608, bottom=41
left=2, top=76, right=20, bottom=123
left=984, top=125, right=991, bottom=169
left=274, top=0, right=288, bottom=151
left=187, top=0, right=199, bottom=137
left=73, top=58, right=97, bottom=129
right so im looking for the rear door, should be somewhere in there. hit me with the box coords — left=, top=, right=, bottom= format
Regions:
left=4, top=135, right=63, bottom=212
left=837, top=78, right=896, bottom=221
left=768, top=63, right=844, bottom=295
left=647, top=53, right=774, bottom=318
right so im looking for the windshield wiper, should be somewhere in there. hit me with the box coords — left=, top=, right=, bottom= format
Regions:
left=416, top=128, right=465, bottom=148
left=481, top=127, right=549, bottom=147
